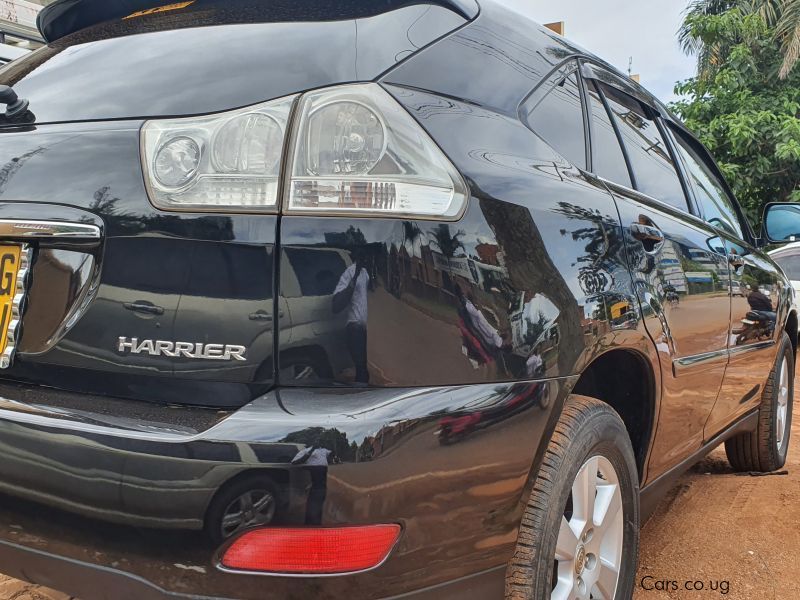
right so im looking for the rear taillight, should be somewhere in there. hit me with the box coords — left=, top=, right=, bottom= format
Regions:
left=141, top=96, right=296, bottom=212
left=219, top=525, right=401, bottom=575
left=140, top=84, right=467, bottom=219
left=286, top=84, right=468, bottom=219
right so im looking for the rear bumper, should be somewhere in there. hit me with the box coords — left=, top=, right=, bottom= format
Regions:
left=0, top=379, right=573, bottom=599
left=0, top=541, right=505, bottom=600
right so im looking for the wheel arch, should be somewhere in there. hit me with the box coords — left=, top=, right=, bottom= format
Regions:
left=570, top=347, right=658, bottom=482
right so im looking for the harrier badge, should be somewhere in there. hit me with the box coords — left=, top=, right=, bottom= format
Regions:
left=118, top=337, right=246, bottom=361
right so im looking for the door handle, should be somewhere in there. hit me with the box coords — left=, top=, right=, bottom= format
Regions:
left=729, top=254, right=746, bottom=269
left=123, top=301, right=165, bottom=316
left=630, top=222, right=665, bottom=252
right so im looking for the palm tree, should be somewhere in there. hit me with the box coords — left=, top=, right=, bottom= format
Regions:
left=679, top=0, right=799, bottom=80
left=679, top=0, right=740, bottom=79
left=776, top=0, right=800, bottom=78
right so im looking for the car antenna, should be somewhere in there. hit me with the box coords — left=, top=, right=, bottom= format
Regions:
left=0, top=85, right=29, bottom=119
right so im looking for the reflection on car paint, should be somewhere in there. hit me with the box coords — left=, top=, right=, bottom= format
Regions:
left=0, top=378, right=571, bottom=598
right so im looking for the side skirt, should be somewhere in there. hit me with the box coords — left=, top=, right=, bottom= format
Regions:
left=640, top=408, right=759, bottom=522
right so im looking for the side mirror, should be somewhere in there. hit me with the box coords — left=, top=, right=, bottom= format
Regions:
left=763, top=203, right=800, bottom=244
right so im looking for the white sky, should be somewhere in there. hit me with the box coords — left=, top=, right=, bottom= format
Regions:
left=499, top=0, right=697, bottom=102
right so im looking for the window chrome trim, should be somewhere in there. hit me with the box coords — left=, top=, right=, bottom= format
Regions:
left=598, top=176, right=710, bottom=227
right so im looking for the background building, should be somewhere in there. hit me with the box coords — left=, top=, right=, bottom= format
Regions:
left=0, top=0, right=46, bottom=57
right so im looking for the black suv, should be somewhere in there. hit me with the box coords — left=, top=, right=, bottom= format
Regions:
left=0, top=1, right=795, bottom=599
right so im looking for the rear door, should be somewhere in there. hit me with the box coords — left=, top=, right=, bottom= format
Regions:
left=581, top=68, right=731, bottom=477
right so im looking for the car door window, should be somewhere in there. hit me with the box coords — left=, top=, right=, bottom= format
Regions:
left=599, top=83, right=688, bottom=211
left=669, top=128, right=744, bottom=239
left=521, top=62, right=587, bottom=169
left=584, top=80, right=631, bottom=187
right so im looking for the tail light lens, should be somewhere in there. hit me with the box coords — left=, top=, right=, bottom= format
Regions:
left=141, top=96, right=295, bottom=211
left=141, top=84, right=467, bottom=219
left=220, top=525, right=402, bottom=574
left=287, top=84, right=468, bottom=219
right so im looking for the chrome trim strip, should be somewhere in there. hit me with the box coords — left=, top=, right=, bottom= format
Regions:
left=0, top=244, right=32, bottom=369
left=674, top=348, right=729, bottom=367
left=673, top=339, right=776, bottom=377
left=0, top=219, right=101, bottom=240
left=673, top=348, right=728, bottom=377
left=729, top=340, right=775, bottom=358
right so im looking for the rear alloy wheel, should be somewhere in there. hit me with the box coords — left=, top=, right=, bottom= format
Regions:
left=506, top=395, right=639, bottom=600
left=552, top=456, right=624, bottom=599
left=726, top=331, right=794, bottom=472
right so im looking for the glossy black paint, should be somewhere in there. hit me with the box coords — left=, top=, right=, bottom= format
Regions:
left=0, top=122, right=278, bottom=407
left=0, top=0, right=794, bottom=598
left=0, top=380, right=567, bottom=599
left=2, top=2, right=466, bottom=125
left=278, top=84, right=653, bottom=390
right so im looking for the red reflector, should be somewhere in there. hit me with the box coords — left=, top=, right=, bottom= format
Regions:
left=220, top=525, right=401, bottom=574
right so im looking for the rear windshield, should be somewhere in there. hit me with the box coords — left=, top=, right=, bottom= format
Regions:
left=0, top=1, right=465, bottom=125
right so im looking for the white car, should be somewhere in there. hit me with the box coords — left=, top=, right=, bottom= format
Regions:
left=769, top=242, right=800, bottom=327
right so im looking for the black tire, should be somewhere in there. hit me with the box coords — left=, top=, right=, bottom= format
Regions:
left=725, top=331, right=794, bottom=472
left=205, top=475, right=279, bottom=546
left=506, top=395, right=639, bottom=600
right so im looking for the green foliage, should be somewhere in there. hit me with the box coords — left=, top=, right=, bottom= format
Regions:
left=672, top=7, right=800, bottom=222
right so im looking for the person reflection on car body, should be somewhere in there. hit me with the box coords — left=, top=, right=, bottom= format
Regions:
left=525, top=349, right=545, bottom=379
left=291, top=444, right=333, bottom=525
left=734, top=285, right=777, bottom=344
left=333, top=253, right=370, bottom=384
left=747, top=285, right=775, bottom=317
left=454, top=285, right=505, bottom=373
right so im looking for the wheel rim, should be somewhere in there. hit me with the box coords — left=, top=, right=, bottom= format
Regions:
left=777, top=356, right=790, bottom=452
left=221, top=489, right=276, bottom=539
left=552, top=455, right=624, bottom=600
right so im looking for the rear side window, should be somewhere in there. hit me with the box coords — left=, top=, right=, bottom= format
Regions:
left=600, top=84, right=688, bottom=211
left=585, top=80, right=631, bottom=187
left=522, top=63, right=587, bottom=169
left=669, top=128, right=744, bottom=239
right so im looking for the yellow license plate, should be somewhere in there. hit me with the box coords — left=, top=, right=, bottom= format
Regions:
left=0, top=244, right=22, bottom=356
